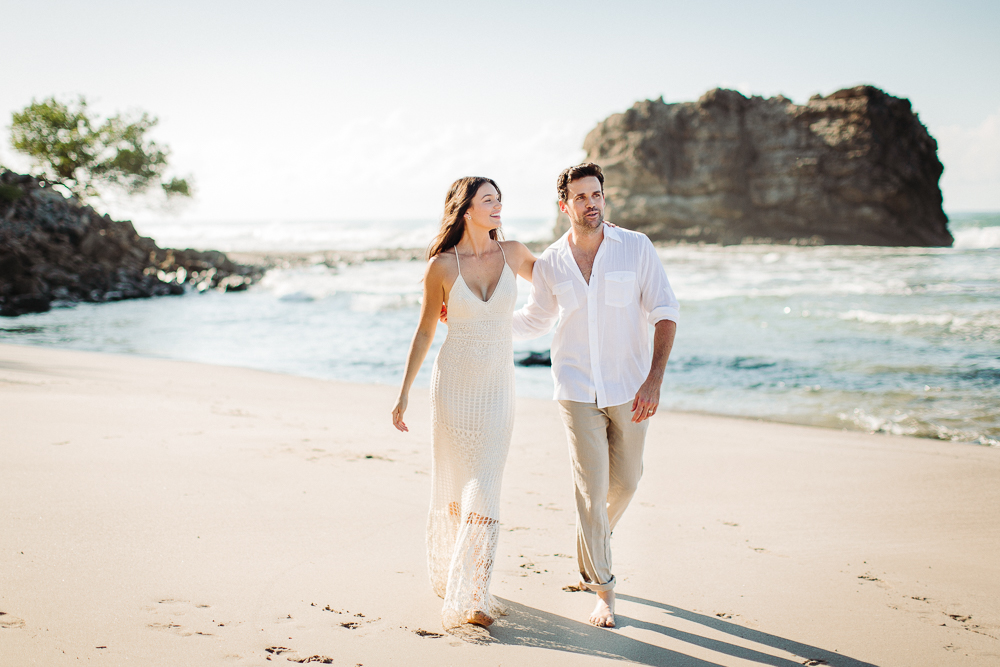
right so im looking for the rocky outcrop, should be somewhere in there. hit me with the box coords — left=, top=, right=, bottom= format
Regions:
left=555, top=86, right=952, bottom=246
left=0, top=171, right=261, bottom=317
left=515, top=350, right=551, bottom=367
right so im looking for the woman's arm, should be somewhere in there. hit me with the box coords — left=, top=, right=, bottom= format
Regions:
left=392, top=258, right=448, bottom=432
left=503, top=241, right=536, bottom=281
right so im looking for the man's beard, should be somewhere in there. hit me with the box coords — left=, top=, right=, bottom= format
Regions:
left=572, top=208, right=604, bottom=231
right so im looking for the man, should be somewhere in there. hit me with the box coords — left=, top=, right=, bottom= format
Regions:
left=513, top=162, right=679, bottom=628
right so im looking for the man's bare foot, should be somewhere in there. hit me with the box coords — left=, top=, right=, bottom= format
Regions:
left=590, top=589, right=615, bottom=628
left=466, top=610, right=494, bottom=627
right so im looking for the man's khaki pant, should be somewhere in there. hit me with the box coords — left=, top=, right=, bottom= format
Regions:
left=557, top=400, right=648, bottom=592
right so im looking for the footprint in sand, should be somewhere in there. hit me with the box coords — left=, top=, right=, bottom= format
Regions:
left=146, top=599, right=218, bottom=637
left=265, top=645, right=334, bottom=663
left=518, top=561, right=546, bottom=575
left=856, top=572, right=891, bottom=590
left=445, top=623, right=495, bottom=644
left=405, top=623, right=485, bottom=645
left=312, top=603, right=380, bottom=630
left=413, top=629, right=444, bottom=638
left=940, top=611, right=998, bottom=639
left=0, top=611, right=26, bottom=629
left=211, top=406, right=254, bottom=418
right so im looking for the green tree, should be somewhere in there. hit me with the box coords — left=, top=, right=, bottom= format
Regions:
left=9, top=95, right=192, bottom=202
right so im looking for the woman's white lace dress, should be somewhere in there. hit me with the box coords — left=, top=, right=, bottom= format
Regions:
left=428, top=244, right=515, bottom=628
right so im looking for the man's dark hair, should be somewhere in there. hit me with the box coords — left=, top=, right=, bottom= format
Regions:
left=557, top=162, right=604, bottom=202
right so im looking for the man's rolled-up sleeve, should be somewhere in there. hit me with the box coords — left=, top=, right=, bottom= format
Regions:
left=638, top=236, right=680, bottom=325
left=512, top=260, right=559, bottom=340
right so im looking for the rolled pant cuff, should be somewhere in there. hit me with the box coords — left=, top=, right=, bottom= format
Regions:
left=581, top=575, right=615, bottom=592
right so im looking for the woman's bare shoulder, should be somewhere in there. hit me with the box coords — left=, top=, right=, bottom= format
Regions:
left=426, top=250, right=458, bottom=279
left=500, top=240, right=534, bottom=258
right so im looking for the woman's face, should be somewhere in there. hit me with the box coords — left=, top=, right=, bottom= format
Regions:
left=465, top=182, right=501, bottom=232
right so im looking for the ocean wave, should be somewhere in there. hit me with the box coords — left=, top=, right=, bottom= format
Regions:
left=134, top=218, right=554, bottom=253
left=676, top=280, right=913, bottom=301
left=349, top=293, right=423, bottom=312
left=837, top=407, right=999, bottom=446
left=256, top=264, right=342, bottom=299
left=839, top=309, right=970, bottom=327
left=255, top=261, right=426, bottom=301
left=657, top=244, right=964, bottom=302
left=837, top=309, right=1000, bottom=340
left=953, top=225, right=1000, bottom=249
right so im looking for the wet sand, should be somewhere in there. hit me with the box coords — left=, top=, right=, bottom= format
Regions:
left=1, top=343, right=998, bottom=666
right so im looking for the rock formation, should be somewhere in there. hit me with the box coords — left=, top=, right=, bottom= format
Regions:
left=554, top=86, right=952, bottom=246
left=0, top=171, right=261, bottom=317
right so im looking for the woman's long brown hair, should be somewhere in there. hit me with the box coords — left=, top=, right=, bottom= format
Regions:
left=427, top=176, right=503, bottom=259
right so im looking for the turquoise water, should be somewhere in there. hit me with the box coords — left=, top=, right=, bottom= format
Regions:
left=2, top=215, right=998, bottom=446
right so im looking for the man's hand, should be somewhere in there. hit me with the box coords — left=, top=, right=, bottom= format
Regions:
left=631, top=377, right=660, bottom=423
left=632, top=320, right=676, bottom=423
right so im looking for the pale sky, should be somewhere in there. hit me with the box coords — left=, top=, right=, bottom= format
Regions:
left=2, top=0, right=998, bottom=223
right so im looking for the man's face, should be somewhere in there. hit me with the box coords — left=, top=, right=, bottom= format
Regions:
left=559, top=176, right=605, bottom=231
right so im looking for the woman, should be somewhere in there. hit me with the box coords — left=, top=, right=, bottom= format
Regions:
left=392, top=176, right=535, bottom=629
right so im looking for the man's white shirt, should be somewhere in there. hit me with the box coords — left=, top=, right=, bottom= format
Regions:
left=512, top=223, right=680, bottom=409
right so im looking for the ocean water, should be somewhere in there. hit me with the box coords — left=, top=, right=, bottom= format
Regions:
left=2, top=214, right=998, bottom=447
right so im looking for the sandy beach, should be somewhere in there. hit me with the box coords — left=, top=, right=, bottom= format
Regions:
left=1, top=342, right=998, bottom=666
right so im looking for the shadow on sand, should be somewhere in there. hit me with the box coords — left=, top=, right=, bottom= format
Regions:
left=487, top=595, right=880, bottom=667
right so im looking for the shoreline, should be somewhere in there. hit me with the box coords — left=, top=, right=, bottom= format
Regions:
left=2, top=342, right=999, bottom=666
left=2, top=337, right=994, bottom=450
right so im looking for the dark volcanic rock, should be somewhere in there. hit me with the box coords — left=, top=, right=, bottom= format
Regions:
left=555, top=86, right=952, bottom=246
left=515, top=350, right=551, bottom=367
left=0, top=171, right=262, bottom=317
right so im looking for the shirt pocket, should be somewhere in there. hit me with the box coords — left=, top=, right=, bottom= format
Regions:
left=552, top=280, right=579, bottom=312
left=604, top=271, right=636, bottom=308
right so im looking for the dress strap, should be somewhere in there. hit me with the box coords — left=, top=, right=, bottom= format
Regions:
left=496, top=240, right=507, bottom=266
left=454, top=247, right=462, bottom=277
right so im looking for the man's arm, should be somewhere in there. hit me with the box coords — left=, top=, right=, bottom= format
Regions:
left=637, top=235, right=680, bottom=326
left=512, top=258, right=559, bottom=341
left=632, top=236, right=680, bottom=423
left=630, top=319, right=676, bottom=423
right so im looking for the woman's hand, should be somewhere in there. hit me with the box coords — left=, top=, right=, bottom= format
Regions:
left=392, top=394, right=409, bottom=432
left=394, top=255, right=448, bottom=435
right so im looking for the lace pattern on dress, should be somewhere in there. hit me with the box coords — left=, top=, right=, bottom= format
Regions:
left=428, top=244, right=516, bottom=628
